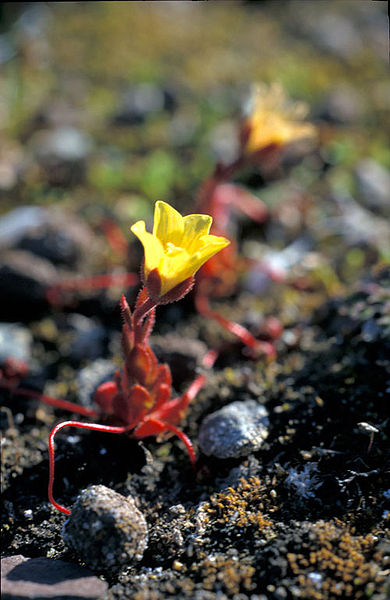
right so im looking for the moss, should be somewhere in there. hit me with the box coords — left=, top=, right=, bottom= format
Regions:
left=287, top=520, right=388, bottom=599
left=193, top=553, right=255, bottom=596
left=204, top=476, right=276, bottom=532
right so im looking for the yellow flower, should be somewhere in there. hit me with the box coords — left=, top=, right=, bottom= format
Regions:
left=242, top=83, right=316, bottom=154
left=131, top=201, right=230, bottom=297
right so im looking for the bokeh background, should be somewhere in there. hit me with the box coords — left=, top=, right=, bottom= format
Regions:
left=1, top=0, right=388, bottom=213
left=1, top=0, right=389, bottom=322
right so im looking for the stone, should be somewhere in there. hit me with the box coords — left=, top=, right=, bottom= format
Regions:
left=0, top=250, right=57, bottom=319
left=198, top=400, right=269, bottom=459
left=76, top=358, right=116, bottom=407
left=151, top=334, right=207, bottom=387
left=31, top=127, right=91, bottom=186
left=1, top=554, right=108, bottom=599
left=112, top=83, right=177, bottom=126
left=67, top=314, right=107, bottom=362
left=355, top=159, right=390, bottom=214
left=0, top=323, right=32, bottom=366
left=63, top=485, right=148, bottom=572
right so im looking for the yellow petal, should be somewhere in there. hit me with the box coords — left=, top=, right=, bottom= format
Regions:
left=182, top=214, right=212, bottom=252
left=195, top=234, right=230, bottom=268
left=159, top=250, right=194, bottom=295
left=153, top=201, right=184, bottom=247
left=131, top=220, right=164, bottom=275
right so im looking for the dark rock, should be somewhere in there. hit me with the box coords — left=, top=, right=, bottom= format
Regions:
left=31, top=127, right=91, bottom=186
left=0, top=207, right=47, bottom=249
left=112, top=83, right=177, bottom=126
left=67, top=314, right=107, bottom=362
left=151, top=334, right=208, bottom=388
left=320, top=85, right=363, bottom=124
left=0, top=250, right=57, bottom=318
left=198, top=400, right=269, bottom=459
left=1, top=554, right=108, bottom=599
left=63, top=485, right=148, bottom=572
left=0, top=206, right=102, bottom=270
left=355, top=159, right=390, bottom=214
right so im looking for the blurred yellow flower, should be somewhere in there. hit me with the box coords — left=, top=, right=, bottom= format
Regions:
left=131, top=201, right=230, bottom=297
left=242, top=83, right=316, bottom=155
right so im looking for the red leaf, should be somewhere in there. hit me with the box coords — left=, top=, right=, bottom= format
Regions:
left=112, top=384, right=150, bottom=427
left=125, top=344, right=151, bottom=386
left=94, top=381, right=117, bottom=414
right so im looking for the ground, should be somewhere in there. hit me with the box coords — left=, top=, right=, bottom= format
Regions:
left=1, top=2, right=389, bottom=599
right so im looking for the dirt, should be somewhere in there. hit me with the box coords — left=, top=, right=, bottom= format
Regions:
left=1, top=2, right=389, bottom=599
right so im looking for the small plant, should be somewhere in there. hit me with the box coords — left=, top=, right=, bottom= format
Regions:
left=43, top=84, right=315, bottom=360
left=48, top=201, right=229, bottom=514
left=284, top=462, right=322, bottom=500
left=194, top=83, right=316, bottom=357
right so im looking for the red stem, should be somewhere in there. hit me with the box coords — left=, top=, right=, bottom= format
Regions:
left=133, top=296, right=158, bottom=345
left=48, top=420, right=130, bottom=515
left=46, top=272, right=139, bottom=305
left=148, top=419, right=196, bottom=468
left=195, top=292, right=275, bottom=359
left=4, top=386, right=99, bottom=418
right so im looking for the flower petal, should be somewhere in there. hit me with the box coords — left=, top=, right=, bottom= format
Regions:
left=131, top=220, right=164, bottom=274
left=182, top=214, right=212, bottom=252
left=153, top=201, right=184, bottom=247
left=194, top=234, right=231, bottom=268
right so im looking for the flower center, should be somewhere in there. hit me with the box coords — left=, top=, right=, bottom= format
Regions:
left=164, top=242, right=185, bottom=257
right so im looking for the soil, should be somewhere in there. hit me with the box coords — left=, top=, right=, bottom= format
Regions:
left=1, top=2, right=389, bottom=599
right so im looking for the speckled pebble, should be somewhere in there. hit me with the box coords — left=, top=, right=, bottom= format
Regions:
left=198, top=400, right=269, bottom=459
left=63, top=484, right=148, bottom=572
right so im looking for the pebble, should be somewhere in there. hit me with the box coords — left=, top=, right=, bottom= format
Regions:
left=0, top=205, right=102, bottom=269
left=76, top=358, right=117, bottom=407
left=112, top=83, right=176, bottom=126
left=63, top=485, right=148, bottom=572
left=0, top=322, right=32, bottom=365
left=151, top=334, right=207, bottom=387
left=0, top=250, right=57, bottom=316
left=33, top=126, right=91, bottom=163
left=355, top=159, right=390, bottom=213
left=1, top=554, right=108, bottom=599
left=67, top=314, right=107, bottom=361
left=31, top=127, right=91, bottom=186
left=0, top=207, right=47, bottom=250
left=198, top=400, right=269, bottom=459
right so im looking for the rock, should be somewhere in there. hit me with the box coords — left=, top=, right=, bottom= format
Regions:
left=198, top=400, right=269, bottom=459
left=76, top=358, right=116, bottom=407
left=17, top=214, right=101, bottom=270
left=33, top=127, right=91, bottom=163
left=0, top=207, right=48, bottom=249
left=215, top=456, right=261, bottom=491
left=0, top=206, right=102, bottom=270
left=151, top=334, right=207, bottom=387
left=0, top=323, right=32, bottom=366
left=355, top=159, right=390, bottom=214
left=31, top=127, right=91, bottom=186
left=63, top=485, right=148, bottom=572
left=1, top=554, right=108, bottom=599
left=67, top=314, right=107, bottom=362
left=0, top=250, right=57, bottom=318
left=320, top=85, right=363, bottom=124
left=112, top=83, right=177, bottom=126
